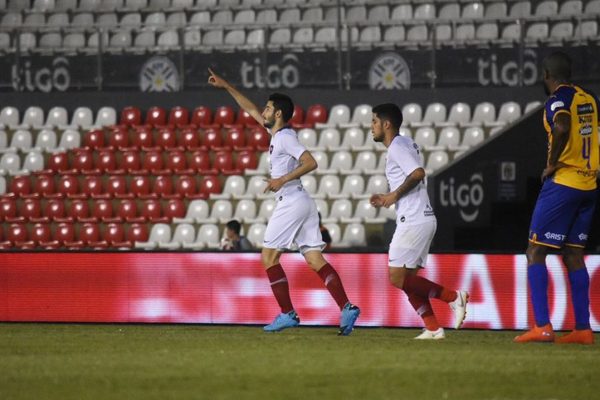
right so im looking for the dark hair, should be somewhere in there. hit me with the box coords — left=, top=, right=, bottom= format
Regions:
left=372, top=103, right=403, bottom=131
left=268, top=93, right=294, bottom=122
left=226, top=220, right=241, bottom=235
left=542, top=52, right=572, bottom=81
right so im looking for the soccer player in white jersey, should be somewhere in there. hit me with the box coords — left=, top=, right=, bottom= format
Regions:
left=208, top=69, right=360, bottom=335
left=369, top=103, right=469, bottom=340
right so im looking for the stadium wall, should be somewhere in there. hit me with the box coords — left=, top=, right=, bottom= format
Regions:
left=1, top=252, right=599, bottom=332
left=0, top=86, right=546, bottom=113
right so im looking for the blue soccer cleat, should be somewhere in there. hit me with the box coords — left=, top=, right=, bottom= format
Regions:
left=263, top=310, right=300, bottom=332
left=338, top=303, right=360, bottom=336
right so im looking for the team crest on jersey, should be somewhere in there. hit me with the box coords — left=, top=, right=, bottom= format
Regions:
left=139, top=56, right=180, bottom=92
left=269, top=145, right=274, bottom=154
left=550, top=101, right=565, bottom=112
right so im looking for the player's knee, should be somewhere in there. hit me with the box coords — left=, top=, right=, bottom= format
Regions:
left=526, top=244, right=547, bottom=265
left=261, top=249, right=279, bottom=268
left=388, top=271, right=405, bottom=289
left=562, top=247, right=585, bottom=270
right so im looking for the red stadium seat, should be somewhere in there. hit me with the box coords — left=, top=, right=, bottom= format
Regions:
left=169, top=106, right=189, bottom=127
left=121, top=151, right=142, bottom=173
left=145, top=106, right=167, bottom=127
left=202, top=127, right=223, bottom=149
left=0, top=198, right=18, bottom=222
left=57, top=222, right=82, bottom=248
left=108, top=127, right=129, bottom=149
left=21, top=198, right=43, bottom=222
left=32, top=222, right=58, bottom=248
left=83, top=129, right=105, bottom=150
left=96, top=150, right=119, bottom=174
left=153, top=175, right=174, bottom=198
left=72, top=149, right=98, bottom=174
left=81, top=176, right=106, bottom=199
left=120, top=106, right=142, bottom=127
left=174, top=175, right=199, bottom=199
left=247, top=127, right=270, bottom=151
left=156, top=128, right=179, bottom=150
left=213, top=150, right=238, bottom=174
left=45, top=199, right=67, bottom=221
left=80, top=222, right=108, bottom=248
left=166, top=150, right=190, bottom=174
left=130, top=175, right=153, bottom=199
left=104, top=222, right=131, bottom=248
left=34, top=174, right=56, bottom=198
left=191, top=106, right=213, bottom=127
left=200, top=175, right=221, bottom=197
left=303, top=104, right=328, bottom=128
left=127, top=223, right=149, bottom=243
left=223, top=127, right=247, bottom=150
left=92, top=199, right=114, bottom=222
left=140, top=199, right=166, bottom=222
left=53, top=176, right=79, bottom=199
left=236, top=109, right=259, bottom=127
left=114, top=199, right=141, bottom=222
left=47, top=152, right=70, bottom=173
left=189, top=150, right=216, bottom=174
left=178, top=127, right=202, bottom=150
left=69, top=199, right=90, bottom=221
left=164, top=198, right=185, bottom=219
left=6, top=223, right=29, bottom=248
left=236, top=150, right=258, bottom=171
left=10, top=175, right=32, bottom=197
left=289, top=105, right=304, bottom=127
left=131, top=127, right=154, bottom=149
left=106, top=175, right=132, bottom=199
left=142, top=150, right=165, bottom=173
left=214, top=106, right=235, bottom=126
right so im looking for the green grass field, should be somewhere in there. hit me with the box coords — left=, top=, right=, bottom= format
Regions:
left=1, top=323, right=598, bottom=400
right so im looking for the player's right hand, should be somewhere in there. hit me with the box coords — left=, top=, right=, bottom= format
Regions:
left=208, top=68, right=227, bottom=88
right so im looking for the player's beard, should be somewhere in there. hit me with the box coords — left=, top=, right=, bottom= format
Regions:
left=263, top=117, right=275, bottom=129
left=372, top=131, right=383, bottom=142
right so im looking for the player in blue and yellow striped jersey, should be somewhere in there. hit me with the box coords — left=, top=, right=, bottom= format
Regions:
left=515, top=52, right=599, bottom=345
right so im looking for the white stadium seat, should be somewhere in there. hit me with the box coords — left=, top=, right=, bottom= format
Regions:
left=159, top=223, right=196, bottom=250
left=135, top=223, right=171, bottom=249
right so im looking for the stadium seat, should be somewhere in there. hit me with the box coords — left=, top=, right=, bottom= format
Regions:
left=9, top=130, right=33, bottom=152
left=318, top=175, right=340, bottom=199
left=512, top=2, right=532, bottom=18
left=317, top=128, right=341, bottom=150
left=43, top=199, right=66, bottom=222
left=485, top=2, right=507, bottom=18
left=339, top=127, right=365, bottom=150
left=97, top=13, right=119, bottom=28
left=114, top=199, right=140, bottom=222
left=468, top=102, right=496, bottom=126
left=178, top=128, right=201, bottom=150
left=233, top=199, right=256, bottom=223
left=126, top=223, right=149, bottom=244
left=68, top=199, right=90, bottom=221
left=120, top=151, right=141, bottom=174
left=135, top=222, right=171, bottom=249
left=414, top=127, right=437, bottom=150
left=194, top=224, right=220, bottom=249
left=95, top=107, right=117, bottom=127
left=246, top=223, right=266, bottom=248
left=71, top=149, right=96, bottom=174
left=209, top=199, right=233, bottom=223
left=137, top=199, right=162, bottom=222
left=173, top=199, right=210, bottom=224
left=340, top=175, right=365, bottom=198
left=83, top=129, right=105, bottom=150
left=90, top=199, right=114, bottom=222
left=317, top=105, right=350, bottom=129
left=0, top=152, right=21, bottom=175
left=353, top=199, right=380, bottom=223
left=146, top=106, right=167, bottom=127
left=131, top=127, right=154, bottom=150
left=0, top=107, right=19, bottom=129
left=142, top=150, right=165, bottom=173
left=106, top=175, right=132, bottom=199
left=339, top=223, right=366, bottom=247
left=414, top=103, right=446, bottom=127
left=164, top=198, right=186, bottom=220
left=526, top=23, right=549, bottom=41
left=402, top=103, right=422, bottom=126
left=165, top=150, right=189, bottom=174
left=212, top=175, right=245, bottom=199
left=247, top=128, right=269, bottom=151
left=9, top=175, right=32, bottom=197
left=104, top=223, right=131, bottom=248
left=323, top=199, right=352, bottom=223
left=129, top=175, right=151, bottom=199
left=214, top=151, right=238, bottom=175
left=21, top=151, right=44, bottom=174
left=327, top=151, right=352, bottom=174
left=574, top=21, right=598, bottom=39
left=169, top=106, right=189, bottom=127
left=460, top=127, right=485, bottom=149
left=188, top=150, right=214, bottom=174
left=323, top=223, right=341, bottom=245
left=200, top=176, right=221, bottom=197
left=365, top=175, right=388, bottom=196
left=535, top=1, right=558, bottom=16
left=302, top=105, right=327, bottom=128
left=202, top=128, right=223, bottom=149
left=156, top=128, right=178, bottom=150
left=0, top=198, right=17, bottom=222
left=159, top=223, right=195, bottom=250
left=425, top=151, right=450, bottom=174
left=79, top=176, right=104, bottom=199
left=256, top=199, right=276, bottom=221
left=436, top=127, right=462, bottom=151
left=52, top=222, right=76, bottom=246
left=476, top=23, right=499, bottom=41
left=20, top=198, right=43, bottom=222
left=354, top=151, right=377, bottom=173
left=96, top=150, right=119, bottom=174
left=406, top=25, right=428, bottom=42
left=175, top=175, right=200, bottom=199
left=493, top=102, right=521, bottom=126
left=525, top=101, right=542, bottom=113
left=550, top=22, right=573, bottom=40
left=298, top=128, right=318, bottom=148
left=34, top=129, right=57, bottom=152
left=153, top=175, right=175, bottom=198
left=191, top=106, right=213, bottom=127
left=120, top=106, right=142, bottom=127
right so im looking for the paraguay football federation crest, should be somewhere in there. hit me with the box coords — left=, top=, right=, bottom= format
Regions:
left=139, top=56, right=180, bottom=92
left=369, top=53, right=411, bottom=90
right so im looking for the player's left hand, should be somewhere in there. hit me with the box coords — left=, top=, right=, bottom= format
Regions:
left=263, top=177, right=286, bottom=193
left=379, top=192, right=398, bottom=208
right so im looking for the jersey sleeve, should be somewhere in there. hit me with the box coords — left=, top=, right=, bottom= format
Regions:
left=281, top=132, right=307, bottom=160
left=545, top=87, right=574, bottom=123
left=391, top=141, right=423, bottom=175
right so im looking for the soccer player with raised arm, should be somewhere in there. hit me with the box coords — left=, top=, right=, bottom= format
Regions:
left=514, top=52, right=599, bottom=345
left=208, top=69, right=360, bottom=335
left=369, top=103, right=469, bottom=340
